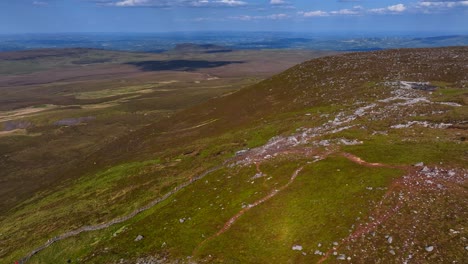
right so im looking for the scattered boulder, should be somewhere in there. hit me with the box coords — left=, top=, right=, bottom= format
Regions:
left=422, top=166, right=431, bottom=172
left=337, top=254, right=346, bottom=260
left=292, top=245, right=303, bottom=251
left=235, top=149, right=249, bottom=156
left=425, top=245, right=434, bottom=252
left=135, top=235, right=144, bottom=242
left=251, top=172, right=264, bottom=180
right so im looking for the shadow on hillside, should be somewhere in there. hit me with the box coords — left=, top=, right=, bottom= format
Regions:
left=126, top=60, right=244, bottom=72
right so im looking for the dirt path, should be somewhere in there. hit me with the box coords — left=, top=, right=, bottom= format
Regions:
left=161, top=118, right=219, bottom=134
left=192, top=166, right=304, bottom=256
left=340, top=152, right=400, bottom=168
left=18, top=166, right=222, bottom=264
left=255, top=162, right=262, bottom=174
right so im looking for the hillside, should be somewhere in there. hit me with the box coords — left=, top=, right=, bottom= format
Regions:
left=0, top=47, right=331, bottom=217
left=1, top=47, right=467, bottom=263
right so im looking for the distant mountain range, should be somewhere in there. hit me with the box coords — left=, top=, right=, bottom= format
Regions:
left=0, top=32, right=467, bottom=52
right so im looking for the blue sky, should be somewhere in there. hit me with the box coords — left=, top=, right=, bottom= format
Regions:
left=1, top=0, right=467, bottom=33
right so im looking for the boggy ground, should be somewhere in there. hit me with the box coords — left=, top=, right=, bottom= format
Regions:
left=0, top=47, right=467, bottom=263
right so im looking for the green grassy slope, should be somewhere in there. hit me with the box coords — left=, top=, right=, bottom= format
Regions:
left=0, top=47, right=467, bottom=263
left=0, top=47, right=331, bottom=218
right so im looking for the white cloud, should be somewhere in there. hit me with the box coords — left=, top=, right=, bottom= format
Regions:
left=301, top=4, right=409, bottom=18
left=387, top=4, right=406, bottom=12
left=300, top=10, right=329, bottom=17
left=330, top=9, right=359, bottom=15
left=368, top=8, right=386, bottom=14
left=106, top=0, right=246, bottom=7
left=114, top=0, right=150, bottom=7
left=415, top=1, right=468, bottom=13
left=100, top=0, right=467, bottom=17
left=230, top=15, right=252, bottom=20
left=269, top=0, right=295, bottom=9
left=418, top=1, right=468, bottom=8
left=190, top=0, right=210, bottom=6
left=216, top=0, right=246, bottom=6
left=33, top=1, right=48, bottom=5
left=299, top=6, right=361, bottom=17
left=270, top=0, right=285, bottom=4
left=266, top=13, right=289, bottom=19
left=229, top=13, right=289, bottom=20
left=369, top=3, right=406, bottom=14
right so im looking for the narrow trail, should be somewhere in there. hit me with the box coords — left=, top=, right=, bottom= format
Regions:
left=18, top=166, right=222, bottom=264
left=340, top=152, right=403, bottom=169
left=255, top=162, right=262, bottom=174
left=192, top=166, right=304, bottom=257
left=162, top=118, right=219, bottom=134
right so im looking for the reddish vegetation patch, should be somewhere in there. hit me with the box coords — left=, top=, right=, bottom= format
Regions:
left=318, top=163, right=467, bottom=263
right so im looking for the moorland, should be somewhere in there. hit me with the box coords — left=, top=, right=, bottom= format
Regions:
left=0, top=45, right=466, bottom=264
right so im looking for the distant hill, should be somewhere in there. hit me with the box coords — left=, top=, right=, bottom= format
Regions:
left=1, top=33, right=467, bottom=52
left=412, top=35, right=462, bottom=41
